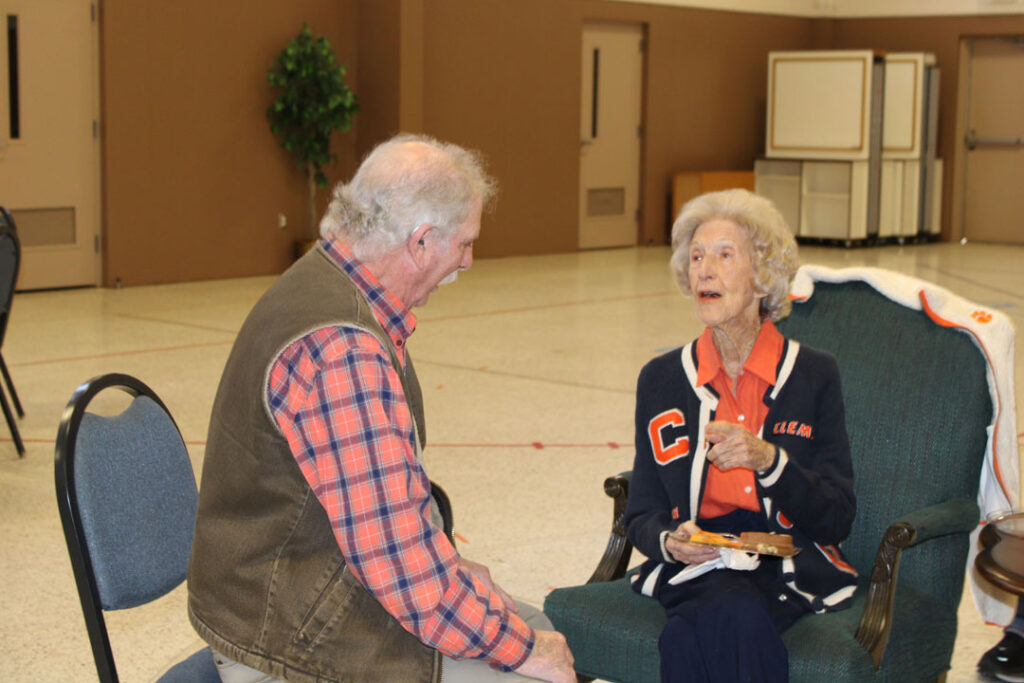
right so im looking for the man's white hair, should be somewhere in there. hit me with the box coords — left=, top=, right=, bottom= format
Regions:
left=320, top=134, right=496, bottom=260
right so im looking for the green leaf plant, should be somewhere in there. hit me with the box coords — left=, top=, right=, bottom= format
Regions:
left=267, top=24, right=358, bottom=240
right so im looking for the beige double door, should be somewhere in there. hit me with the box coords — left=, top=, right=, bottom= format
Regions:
left=578, top=22, right=644, bottom=250
left=0, top=0, right=101, bottom=289
left=959, top=36, right=1024, bottom=244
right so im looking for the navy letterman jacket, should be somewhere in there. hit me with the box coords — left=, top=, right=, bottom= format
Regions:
left=624, top=336, right=858, bottom=613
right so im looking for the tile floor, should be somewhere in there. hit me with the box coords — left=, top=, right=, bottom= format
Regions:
left=0, top=241, right=1021, bottom=682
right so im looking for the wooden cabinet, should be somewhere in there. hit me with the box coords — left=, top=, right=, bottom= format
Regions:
left=878, top=53, right=941, bottom=240
left=882, top=53, right=936, bottom=160
left=800, top=161, right=872, bottom=242
left=754, top=160, right=801, bottom=235
left=766, top=50, right=884, bottom=162
left=760, top=50, right=940, bottom=244
left=757, top=158, right=942, bottom=243
left=755, top=159, right=869, bottom=242
left=671, top=171, right=754, bottom=223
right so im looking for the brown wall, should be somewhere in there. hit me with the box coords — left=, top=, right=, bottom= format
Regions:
left=414, top=0, right=813, bottom=257
left=355, top=0, right=402, bottom=158
left=100, top=0, right=359, bottom=286
left=420, top=0, right=585, bottom=256
left=99, top=1, right=1024, bottom=285
left=828, top=15, right=1024, bottom=240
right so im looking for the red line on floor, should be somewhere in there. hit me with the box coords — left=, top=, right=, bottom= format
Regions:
left=30, top=440, right=628, bottom=450
left=428, top=442, right=627, bottom=449
left=2, top=437, right=210, bottom=448
left=15, top=433, right=1019, bottom=455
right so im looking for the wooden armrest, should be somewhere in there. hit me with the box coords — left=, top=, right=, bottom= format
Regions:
left=854, top=498, right=978, bottom=669
left=586, top=473, right=634, bottom=584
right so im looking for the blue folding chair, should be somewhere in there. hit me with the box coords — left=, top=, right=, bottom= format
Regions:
left=55, top=373, right=219, bottom=682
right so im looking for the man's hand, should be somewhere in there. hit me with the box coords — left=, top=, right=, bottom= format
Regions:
left=458, top=558, right=518, bottom=613
left=514, top=630, right=575, bottom=682
left=704, top=420, right=775, bottom=472
left=665, top=520, right=718, bottom=564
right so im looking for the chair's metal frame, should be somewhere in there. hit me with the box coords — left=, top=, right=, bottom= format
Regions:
left=0, top=207, right=24, bottom=455
left=54, top=373, right=181, bottom=683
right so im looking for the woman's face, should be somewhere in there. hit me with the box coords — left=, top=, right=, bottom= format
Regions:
left=687, top=218, right=764, bottom=330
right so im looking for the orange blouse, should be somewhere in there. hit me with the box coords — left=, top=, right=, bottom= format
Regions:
left=695, top=321, right=784, bottom=519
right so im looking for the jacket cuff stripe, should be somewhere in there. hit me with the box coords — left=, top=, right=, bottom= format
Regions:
left=758, top=447, right=788, bottom=487
left=659, top=530, right=674, bottom=563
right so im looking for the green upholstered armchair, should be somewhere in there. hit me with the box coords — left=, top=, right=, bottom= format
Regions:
left=544, top=270, right=1001, bottom=683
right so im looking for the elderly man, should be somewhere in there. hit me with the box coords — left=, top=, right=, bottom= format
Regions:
left=187, top=135, right=574, bottom=683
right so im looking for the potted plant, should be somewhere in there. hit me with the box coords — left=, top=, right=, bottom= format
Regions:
left=267, top=24, right=358, bottom=253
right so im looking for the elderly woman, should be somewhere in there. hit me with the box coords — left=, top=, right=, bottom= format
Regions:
left=624, top=189, right=857, bottom=682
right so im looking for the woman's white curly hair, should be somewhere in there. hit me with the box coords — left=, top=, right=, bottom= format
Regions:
left=669, top=188, right=798, bottom=322
left=320, top=134, right=496, bottom=260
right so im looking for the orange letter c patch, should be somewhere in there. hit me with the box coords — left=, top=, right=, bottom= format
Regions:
left=649, top=409, right=690, bottom=465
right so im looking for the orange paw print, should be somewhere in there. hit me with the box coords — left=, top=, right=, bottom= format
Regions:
left=970, top=309, right=993, bottom=324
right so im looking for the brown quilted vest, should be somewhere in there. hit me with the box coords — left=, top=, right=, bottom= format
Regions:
left=187, top=245, right=440, bottom=682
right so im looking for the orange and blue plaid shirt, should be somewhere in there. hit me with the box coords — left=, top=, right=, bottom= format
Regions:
left=266, top=236, right=533, bottom=671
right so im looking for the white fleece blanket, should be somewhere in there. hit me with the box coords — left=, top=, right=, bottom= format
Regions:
left=791, top=264, right=1020, bottom=626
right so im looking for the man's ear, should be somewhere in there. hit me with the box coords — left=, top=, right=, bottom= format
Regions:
left=407, top=223, right=435, bottom=269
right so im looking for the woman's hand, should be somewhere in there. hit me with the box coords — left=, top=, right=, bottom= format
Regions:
left=705, top=421, right=775, bottom=472
left=665, top=520, right=719, bottom=564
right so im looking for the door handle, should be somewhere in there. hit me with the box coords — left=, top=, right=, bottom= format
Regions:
left=966, top=129, right=1024, bottom=150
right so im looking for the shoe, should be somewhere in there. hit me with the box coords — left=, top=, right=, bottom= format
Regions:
left=978, top=632, right=1024, bottom=681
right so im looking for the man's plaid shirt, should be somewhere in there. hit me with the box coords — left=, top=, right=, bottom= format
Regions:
left=266, top=236, right=533, bottom=671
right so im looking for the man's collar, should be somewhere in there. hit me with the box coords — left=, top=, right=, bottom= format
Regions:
left=321, top=235, right=417, bottom=341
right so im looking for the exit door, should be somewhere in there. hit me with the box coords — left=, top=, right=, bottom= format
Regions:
left=960, top=36, right=1024, bottom=244
left=0, top=0, right=101, bottom=289
left=579, top=22, right=644, bottom=249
